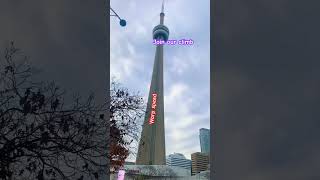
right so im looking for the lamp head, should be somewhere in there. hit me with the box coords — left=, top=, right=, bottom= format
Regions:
left=119, top=19, right=126, bottom=27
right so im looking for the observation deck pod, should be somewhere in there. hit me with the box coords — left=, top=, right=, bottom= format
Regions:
left=153, top=24, right=170, bottom=42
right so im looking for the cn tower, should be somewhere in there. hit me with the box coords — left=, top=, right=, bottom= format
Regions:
left=136, top=1, right=169, bottom=165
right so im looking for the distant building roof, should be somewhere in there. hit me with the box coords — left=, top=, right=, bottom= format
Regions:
left=167, top=152, right=187, bottom=159
left=124, top=161, right=135, bottom=165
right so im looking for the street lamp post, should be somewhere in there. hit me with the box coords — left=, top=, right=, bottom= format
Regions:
left=110, top=7, right=126, bottom=27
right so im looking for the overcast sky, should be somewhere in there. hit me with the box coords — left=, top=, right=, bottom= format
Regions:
left=110, top=0, right=210, bottom=160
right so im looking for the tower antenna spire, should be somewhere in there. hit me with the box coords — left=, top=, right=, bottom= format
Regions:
left=161, top=0, right=164, bottom=13
left=159, top=0, right=165, bottom=25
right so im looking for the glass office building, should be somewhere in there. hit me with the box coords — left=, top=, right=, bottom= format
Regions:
left=166, top=153, right=191, bottom=172
left=199, top=128, right=210, bottom=154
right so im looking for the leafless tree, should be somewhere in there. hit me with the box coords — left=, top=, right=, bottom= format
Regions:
left=0, top=42, right=144, bottom=179
left=109, top=78, right=145, bottom=169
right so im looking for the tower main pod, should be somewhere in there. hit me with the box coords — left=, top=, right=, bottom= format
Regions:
left=136, top=3, right=169, bottom=165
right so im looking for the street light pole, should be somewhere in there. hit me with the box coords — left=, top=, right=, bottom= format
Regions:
left=110, top=7, right=126, bottom=27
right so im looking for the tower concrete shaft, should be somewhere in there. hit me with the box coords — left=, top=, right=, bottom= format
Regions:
left=136, top=2, right=169, bottom=165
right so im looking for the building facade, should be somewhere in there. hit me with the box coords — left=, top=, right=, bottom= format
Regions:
left=109, top=165, right=190, bottom=180
left=191, top=152, right=209, bottom=175
left=166, top=153, right=192, bottom=172
left=199, top=128, right=210, bottom=154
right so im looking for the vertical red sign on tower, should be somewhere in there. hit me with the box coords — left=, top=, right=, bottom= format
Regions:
left=149, top=93, right=157, bottom=125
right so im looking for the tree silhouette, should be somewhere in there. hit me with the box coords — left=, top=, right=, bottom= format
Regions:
left=109, top=78, right=145, bottom=169
left=0, top=42, right=144, bottom=179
